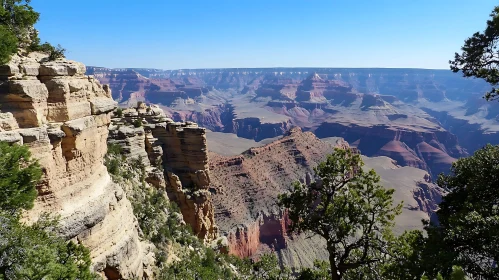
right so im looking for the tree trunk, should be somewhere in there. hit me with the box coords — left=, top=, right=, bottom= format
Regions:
left=328, top=245, right=341, bottom=280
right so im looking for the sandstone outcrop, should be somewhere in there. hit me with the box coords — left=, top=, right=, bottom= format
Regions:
left=0, top=53, right=154, bottom=279
left=108, top=104, right=218, bottom=241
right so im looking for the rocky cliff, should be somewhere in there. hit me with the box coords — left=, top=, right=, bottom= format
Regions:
left=209, top=127, right=349, bottom=260
left=0, top=53, right=154, bottom=279
left=108, top=103, right=218, bottom=241
left=314, top=122, right=466, bottom=178
left=87, top=67, right=488, bottom=177
left=208, top=128, right=444, bottom=269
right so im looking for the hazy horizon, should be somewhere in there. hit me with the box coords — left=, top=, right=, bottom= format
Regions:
left=32, top=0, right=497, bottom=70
left=87, top=66, right=464, bottom=71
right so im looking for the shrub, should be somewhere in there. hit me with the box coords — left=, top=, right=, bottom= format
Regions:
left=133, top=119, right=143, bottom=128
left=115, top=107, right=123, bottom=117
left=107, top=143, right=123, bottom=156
left=0, top=26, right=18, bottom=64
left=0, top=142, right=42, bottom=211
left=0, top=212, right=98, bottom=280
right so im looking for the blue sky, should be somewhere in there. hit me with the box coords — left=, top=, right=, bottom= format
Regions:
left=32, top=0, right=497, bottom=70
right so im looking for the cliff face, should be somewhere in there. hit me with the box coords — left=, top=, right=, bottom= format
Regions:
left=89, top=67, right=499, bottom=178
left=208, top=128, right=444, bottom=268
left=0, top=53, right=154, bottom=279
left=108, top=104, right=217, bottom=241
left=209, top=127, right=349, bottom=259
left=314, top=122, right=466, bottom=178
left=231, top=118, right=292, bottom=141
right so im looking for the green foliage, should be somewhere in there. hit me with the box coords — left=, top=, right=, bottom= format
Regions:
left=0, top=141, right=42, bottom=211
left=252, top=254, right=291, bottom=280
left=297, top=260, right=330, bottom=280
left=104, top=143, right=125, bottom=177
left=0, top=0, right=64, bottom=64
left=30, top=42, right=66, bottom=60
left=159, top=248, right=237, bottom=280
left=0, top=25, right=17, bottom=64
left=0, top=0, right=39, bottom=46
left=449, top=266, right=466, bottom=280
left=424, top=144, right=499, bottom=279
left=131, top=185, right=197, bottom=249
left=381, top=230, right=428, bottom=279
left=107, top=143, right=123, bottom=156
left=0, top=141, right=96, bottom=279
left=279, top=148, right=402, bottom=280
left=133, top=118, right=143, bottom=128
left=0, top=212, right=98, bottom=280
left=115, top=107, right=123, bottom=117
left=450, top=5, right=499, bottom=101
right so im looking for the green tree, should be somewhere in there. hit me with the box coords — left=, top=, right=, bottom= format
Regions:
left=0, top=142, right=97, bottom=279
left=450, top=5, right=499, bottom=100
left=159, top=248, right=236, bottom=280
left=424, top=144, right=499, bottom=279
left=297, top=260, right=330, bottom=280
left=0, top=141, right=41, bottom=211
left=115, top=107, right=123, bottom=118
left=0, top=0, right=64, bottom=63
left=133, top=118, right=143, bottom=128
left=0, top=0, right=40, bottom=47
left=381, top=230, right=430, bottom=279
left=279, top=148, right=402, bottom=280
left=0, top=212, right=98, bottom=280
left=0, top=25, right=17, bottom=64
left=251, top=254, right=291, bottom=280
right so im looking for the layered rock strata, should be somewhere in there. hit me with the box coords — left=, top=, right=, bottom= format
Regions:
left=0, top=53, right=153, bottom=279
left=108, top=103, right=217, bottom=241
left=209, top=127, right=349, bottom=260
left=208, top=128, right=444, bottom=269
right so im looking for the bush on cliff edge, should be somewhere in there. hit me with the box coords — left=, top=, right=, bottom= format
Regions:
left=0, top=0, right=65, bottom=63
left=0, top=141, right=97, bottom=280
left=0, top=141, right=41, bottom=211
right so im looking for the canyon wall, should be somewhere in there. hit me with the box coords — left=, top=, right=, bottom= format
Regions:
left=87, top=67, right=487, bottom=177
left=0, top=53, right=153, bottom=279
left=314, top=122, right=467, bottom=178
left=208, top=128, right=444, bottom=269
left=209, top=127, right=349, bottom=260
left=108, top=104, right=218, bottom=241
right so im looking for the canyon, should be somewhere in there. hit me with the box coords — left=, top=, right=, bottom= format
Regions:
left=88, top=67, right=499, bottom=178
left=206, top=129, right=444, bottom=268
left=0, top=53, right=457, bottom=277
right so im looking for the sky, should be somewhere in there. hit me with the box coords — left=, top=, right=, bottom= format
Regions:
left=32, top=0, right=497, bottom=70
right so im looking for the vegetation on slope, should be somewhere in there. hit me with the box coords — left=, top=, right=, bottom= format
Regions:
left=0, top=0, right=64, bottom=64
left=106, top=137, right=499, bottom=279
left=0, top=142, right=97, bottom=280
left=105, top=143, right=294, bottom=279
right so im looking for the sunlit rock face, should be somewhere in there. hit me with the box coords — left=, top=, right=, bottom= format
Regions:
left=0, top=53, right=154, bottom=279
left=108, top=104, right=218, bottom=242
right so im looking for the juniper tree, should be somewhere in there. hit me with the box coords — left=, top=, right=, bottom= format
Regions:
left=279, top=148, right=402, bottom=280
